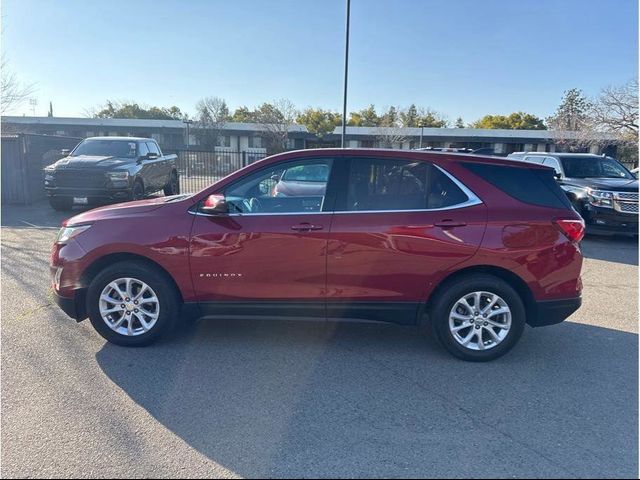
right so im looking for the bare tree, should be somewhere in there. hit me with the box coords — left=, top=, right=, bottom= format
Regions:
left=590, top=79, right=638, bottom=139
left=1, top=55, right=34, bottom=114
left=194, top=96, right=230, bottom=149
left=376, top=125, right=407, bottom=149
left=257, top=99, right=298, bottom=153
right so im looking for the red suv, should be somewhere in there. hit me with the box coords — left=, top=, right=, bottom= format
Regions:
left=51, top=149, right=584, bottom=361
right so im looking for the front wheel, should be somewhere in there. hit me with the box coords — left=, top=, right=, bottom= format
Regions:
left=429, top=274, right=526, bottom=362
left=163, top=171, right=179, bottom=196
left=49, top=196, right=73, bottom=211
left=86, top=261, right=180, bottom=346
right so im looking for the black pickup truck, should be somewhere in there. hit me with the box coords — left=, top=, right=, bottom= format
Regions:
left=507, top=152, right=638, bottom=235
left=44, top=137, right=179, bottom=210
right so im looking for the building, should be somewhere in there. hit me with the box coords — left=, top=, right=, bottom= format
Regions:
left=1, top=116, right=619, bottom=157
left=0, top=116, right=312, bottom=153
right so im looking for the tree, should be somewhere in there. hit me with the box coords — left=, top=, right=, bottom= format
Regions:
left=376, top=125, right=407, bottom=149
left=380, top=106, right=399, bottom=127
left=231, top=106, right=258, bottom=123
left=93, top=100, right=185, bottom=120
left=296, top=108, right=341, bottom=138
left=256, top=99, right=298, bottom=153
left=547, top=88, right=591, bottom=131
left=418, top=108, right=449, bottom=128
left=193, top=96, right=231, bottom=149
left=1, top=55, right=34, bottom=114
left=455, top=117, right=465, bottom=128
left=399, top=104, right=419, bottom=127
left=590, top=79, right=639, bottom=165
left=348, top=105, right=379, bottom=127
left=471, top=112, right=546, bottom=130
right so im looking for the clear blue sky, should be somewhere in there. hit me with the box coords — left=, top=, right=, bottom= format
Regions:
left=3, top=0, right=638, bottom=122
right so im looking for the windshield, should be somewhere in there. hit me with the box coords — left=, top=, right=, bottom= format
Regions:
left=282, top=164, right=330, bottom=182
left=70, top=139, right=138, bottom=158
left=560, top=156, right=634, bottom=179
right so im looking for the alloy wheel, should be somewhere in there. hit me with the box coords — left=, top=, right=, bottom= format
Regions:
left=99, top=277, right=160, bottom=336
left=448, top=291, right=512, bottom=351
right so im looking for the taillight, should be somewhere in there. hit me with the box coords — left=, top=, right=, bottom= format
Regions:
left=554, top=218, right=585, bottom=243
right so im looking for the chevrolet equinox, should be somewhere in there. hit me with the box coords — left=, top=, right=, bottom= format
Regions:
left=51, top=149, right=584, bottom=361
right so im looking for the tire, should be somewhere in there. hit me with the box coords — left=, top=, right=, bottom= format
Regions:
left=131, top=179, right=145, bottom=201
left=49, top=197, right=73, bottom=211
left=429, top=274, right=526, bottom=362
left=163, top=171, right=179, bottom=196
left=86, top=261, right=180, bottom=347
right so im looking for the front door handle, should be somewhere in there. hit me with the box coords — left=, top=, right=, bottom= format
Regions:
left=434, top=220, right=467, bottom=228
left=291, top=223, right=324, bottom=231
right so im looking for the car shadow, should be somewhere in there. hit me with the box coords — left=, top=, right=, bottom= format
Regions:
left=581, top=235, right=638, bottom=266
left=95, top=318, right=638, bottom=478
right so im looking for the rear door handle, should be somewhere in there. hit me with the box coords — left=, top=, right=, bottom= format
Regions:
left=434, top=220, right=467, bottom=228
left=291, top=223, right=324, bottom=231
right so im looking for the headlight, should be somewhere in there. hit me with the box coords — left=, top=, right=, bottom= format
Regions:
left=587, top=189, right=614, bottom=208
left=56, top=224, right=92, bottom=243
left=107, top=171, right=129, bottom=181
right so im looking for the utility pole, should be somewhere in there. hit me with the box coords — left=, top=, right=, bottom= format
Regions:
left=419, top=124, right=425, bottom=149
left=341, top=0, right=351, bottom=148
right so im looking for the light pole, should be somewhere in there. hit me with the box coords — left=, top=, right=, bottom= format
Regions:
left=341, top=0, right=351, bottom=148
left=419, top=124, right=425, bottom=149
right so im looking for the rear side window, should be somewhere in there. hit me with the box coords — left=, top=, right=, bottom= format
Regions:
left=463, top=163, right=572, bottom=209
left=346, top=158, right=469, bottom=211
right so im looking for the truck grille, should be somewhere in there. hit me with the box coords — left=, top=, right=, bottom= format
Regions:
left=54, top=170, right=107, bottom=189
left=614, top=191, right=639, bottom=214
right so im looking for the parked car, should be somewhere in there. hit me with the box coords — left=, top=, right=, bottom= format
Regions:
left=50, top=149, right=584, bottom=361
left=44, top=137, right=179, bottom=210
left=507, top=152, right=638, bottom=236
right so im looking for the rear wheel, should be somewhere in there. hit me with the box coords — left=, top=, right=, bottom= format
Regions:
left=429, top=274, right=525, bottom=362
left=49, top=197, right=73, bottom=211
left=163, top=171, right=179, bottom=196
left=86, top=261, right=180, bottom=346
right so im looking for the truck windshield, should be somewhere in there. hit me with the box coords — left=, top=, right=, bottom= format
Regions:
left=561, top=156, right=634, bottom=179
left=70, top=139, right=138, bottom=158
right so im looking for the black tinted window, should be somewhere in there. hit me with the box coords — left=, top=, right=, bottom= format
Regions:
left=463, top=163, right=571, bottom=209
left=346, top=158, right=469, bottom=211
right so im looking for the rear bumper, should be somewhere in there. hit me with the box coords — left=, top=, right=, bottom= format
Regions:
left=528, top=297, right=582, bottom=327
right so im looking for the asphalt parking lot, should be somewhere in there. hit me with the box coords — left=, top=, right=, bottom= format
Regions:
left=1, top=202, right=638, bottom=479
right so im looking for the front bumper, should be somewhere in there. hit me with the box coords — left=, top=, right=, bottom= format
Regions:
left=583, top=204, right=638, bottom=235
left=527, top=297, right=582, bottom=327
left=53, top=289, right=87, bottom=322
left=45, top=186, right=132, bottom=205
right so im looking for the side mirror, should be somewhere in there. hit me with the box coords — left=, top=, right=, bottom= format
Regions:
left=270, top=174, right=280, bottom=181
left=60, top=149, right=71, bottom=156
left=147, top=153, right=159, bottom=160
left=554, top=172, right=562, bottom=180
left=201, top=194, right=229, bottom=215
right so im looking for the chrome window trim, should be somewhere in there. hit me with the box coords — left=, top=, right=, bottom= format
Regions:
left=190, top=163, right=482, bottom=217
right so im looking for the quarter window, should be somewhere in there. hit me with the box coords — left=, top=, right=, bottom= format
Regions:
left=345, top=158, right=470, bottom=211
left=225, top=158, right=333, bottom=214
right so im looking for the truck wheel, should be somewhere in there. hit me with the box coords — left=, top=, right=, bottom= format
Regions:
left=429, top=274, right=526, bottom=362
left=86, top=261, right=180, bottom=346
left=131, top=179, right=145, bottom=201
left=49, top=197, right=73, bottom=211
left=163, top=171, right=179, bottom=196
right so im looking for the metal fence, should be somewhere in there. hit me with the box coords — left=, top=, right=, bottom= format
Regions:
left=167, top=149, right=267, bottom=193
left=1, top=133, right=82, bottom=204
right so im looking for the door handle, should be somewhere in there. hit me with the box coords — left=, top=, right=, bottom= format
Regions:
left=291, top=223, right=324, bottom=231
left=434, top=220, right=467, bottom=228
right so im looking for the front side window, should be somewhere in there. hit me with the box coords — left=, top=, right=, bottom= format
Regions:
left=560, top=156, right=633, bottom=179
left=225, top=158, right=333, bottom=214
left=346, top=158, right=469, bottom=211
left=146, top=141, right=160, bottom=156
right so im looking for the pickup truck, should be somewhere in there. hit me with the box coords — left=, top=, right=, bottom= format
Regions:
left=507, top=152, right=638, bottom=235
left=44, top=137, right=179, bottom=210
